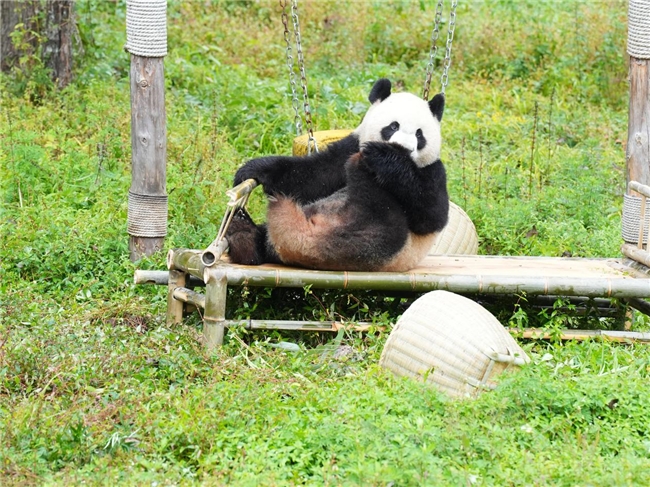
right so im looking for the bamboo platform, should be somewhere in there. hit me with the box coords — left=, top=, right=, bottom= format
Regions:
left=132, top=180, right=650, bottom=349
left=133, top=249, right=650, bottom=349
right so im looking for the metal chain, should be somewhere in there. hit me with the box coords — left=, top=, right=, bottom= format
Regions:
left=280, top=0, right=303, bottom=136
left=440, top=0, right=458, bottom=95
left=290, top=0, right=318, bottom=153
left=423, top=0, right=444, bottom=100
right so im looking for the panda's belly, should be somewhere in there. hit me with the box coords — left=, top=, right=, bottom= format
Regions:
left=377, top=232, right=438, bottom=272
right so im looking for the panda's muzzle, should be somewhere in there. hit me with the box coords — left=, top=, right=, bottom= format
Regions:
left=389, top=131, right=418, bottom=154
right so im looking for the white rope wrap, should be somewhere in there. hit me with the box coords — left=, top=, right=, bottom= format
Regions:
left=622, top=193, right=650, bottom=243
left=128, top=192, right=168, bottom=237
left=628, top=0, right=650, bottom=59
left=126, top=1, right=167, bottom=58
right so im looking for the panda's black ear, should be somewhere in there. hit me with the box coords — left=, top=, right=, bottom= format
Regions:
left=368, top=78, right=392, bottom=104
left=429, top=93, right=445, bottom=122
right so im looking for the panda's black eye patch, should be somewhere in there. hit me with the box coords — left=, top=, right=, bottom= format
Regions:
left=416, top=129, right=427, bottom=150
left=381, top=121, right=400, bottom=141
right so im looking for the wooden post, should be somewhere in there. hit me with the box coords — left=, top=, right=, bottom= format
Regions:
left=626, top=1, right=650, bottom=192
left=627, top=58, right=650, bottom=190
left=125, top=0, right=168, bottom=262
left=128, top=54, right=167, bottom=261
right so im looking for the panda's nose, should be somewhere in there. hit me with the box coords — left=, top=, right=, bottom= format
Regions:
left=390, top=132, right=417, bottom=153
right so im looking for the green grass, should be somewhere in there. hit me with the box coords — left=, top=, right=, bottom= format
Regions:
left=2, top=0, right=650, bottom=485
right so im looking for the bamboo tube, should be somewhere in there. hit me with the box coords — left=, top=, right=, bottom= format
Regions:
left=166, top=269, right=185, bottom=325
left=201, top=238, right=228, bottom=267
left=169, top=248, right=650, bottom=298
left=514, top=328, right=650, bottom=343
left=134, top=269, right=204, bottom=287
left=621, top=243, right=650, bottom=268
left=629, top=180, right=650, bottom=198
left=172, top=287, right=206, bottom=310
left=203, top=268, right=227, bottom=350
left=225, top=178, right=258, bottom=202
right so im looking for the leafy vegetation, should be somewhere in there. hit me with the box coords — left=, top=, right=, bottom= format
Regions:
left=2, top=0, right=649, bottom=485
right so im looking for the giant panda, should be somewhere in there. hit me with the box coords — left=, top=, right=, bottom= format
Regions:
left=225, top=78, right=449, bottom=272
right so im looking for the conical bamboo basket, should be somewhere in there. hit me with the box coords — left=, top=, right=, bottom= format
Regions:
left=429, top=202, right=478, bottom=255
left=379, top=291, right=529, bottom=398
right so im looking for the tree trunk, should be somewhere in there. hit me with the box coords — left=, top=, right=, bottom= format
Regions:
left=0, top=1, right=40, bottom=72
left=43, top=0, right=74, bottom=88
left=0, top=0, right=74, bottom=88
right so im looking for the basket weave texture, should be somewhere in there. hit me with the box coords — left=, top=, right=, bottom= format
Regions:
left=429, top=202, right=478, bottom=255
left=380, top=291, right=529, bottom=398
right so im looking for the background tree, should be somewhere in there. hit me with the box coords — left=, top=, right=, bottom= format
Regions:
left=0, top=0, right=75, bottom=89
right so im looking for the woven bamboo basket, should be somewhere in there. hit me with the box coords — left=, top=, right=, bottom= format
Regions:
left=379, top=290, right=529, bottom=398
left=294, top=131, right=479, bottom=256
left=429, top=202, right=478, bottom=255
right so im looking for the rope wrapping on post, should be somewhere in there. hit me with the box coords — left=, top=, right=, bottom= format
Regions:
left=125, top=0, right=167, bottom=58
left=628, top=0, right=650, bottom=59
left=128, top=192, right=168, bottom=237
left=622, top=194, right=650, bottom=244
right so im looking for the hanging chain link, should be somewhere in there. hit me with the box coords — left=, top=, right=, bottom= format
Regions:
left=290, top=0, right=318, bottom=153
left=423, top=0, right=444, bottom=100
left=440, top=0, right=458, bottom=95
left=280, top=0, right=303, bottom=136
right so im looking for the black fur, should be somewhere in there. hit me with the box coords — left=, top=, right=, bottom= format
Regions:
left=234, top=133, right=360, bottom=205
left=360, top=142, right=448, bottom=235
left=368, top=78, right=392, bottom=103
left=429, top=93, right=445, bottom=122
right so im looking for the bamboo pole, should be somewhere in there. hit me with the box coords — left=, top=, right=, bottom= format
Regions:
left=166, top=269, right=185, bottom=325
left=168, top=248, right=650, bottom=298
left=203, top=268, right=227, bottom=350
left=172, top=287, right=205, bottom=310
left=621, top=243, right=650, bottom=268
left=134, top=269, right=203, bottom=287
left=515, top=328, right=650, bottom=343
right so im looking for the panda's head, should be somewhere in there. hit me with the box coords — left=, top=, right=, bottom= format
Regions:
left=354, top=78, right=444, bottom=167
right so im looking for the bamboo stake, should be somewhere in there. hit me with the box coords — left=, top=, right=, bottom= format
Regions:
left=203, top=267, right=227, bottom=350
left=166, top=269, right=185, bottom=325
left=172, top=287, right=205, bottom=310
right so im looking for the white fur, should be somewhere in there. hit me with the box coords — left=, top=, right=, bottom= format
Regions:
left=354, top=92, right=442, bottom=167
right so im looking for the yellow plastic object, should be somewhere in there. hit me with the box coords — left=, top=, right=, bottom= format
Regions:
left=292, top=129, right=353, bottom=156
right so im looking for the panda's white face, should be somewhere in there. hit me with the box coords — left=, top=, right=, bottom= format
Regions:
left=355, top=92, right=442, bottom=168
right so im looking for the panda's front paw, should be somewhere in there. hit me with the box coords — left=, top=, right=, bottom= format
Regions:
left=234, top=164, right=264, bottom=186
left=360, top=141, right=409, bottom=172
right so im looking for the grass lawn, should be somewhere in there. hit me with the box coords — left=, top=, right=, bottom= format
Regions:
left=2, top=1, right=650, bottom=485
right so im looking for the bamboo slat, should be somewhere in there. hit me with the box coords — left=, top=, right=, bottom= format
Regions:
left=167, top=249, right=650, bottom=299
